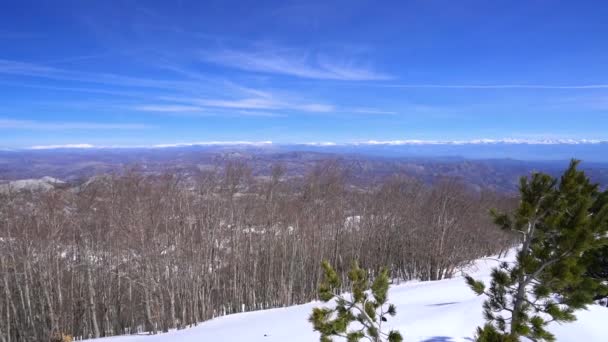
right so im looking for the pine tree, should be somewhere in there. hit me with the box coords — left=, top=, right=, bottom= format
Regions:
left=583, top=245, right=608, bottom=305
left=466, top=160, right=608, bottom=342
left=583, top=189, right=608, bottom=305
left=309, top=260, right=403, bottom=342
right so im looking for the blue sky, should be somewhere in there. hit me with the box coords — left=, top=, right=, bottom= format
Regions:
left=1, top=0, right=608, bottom=148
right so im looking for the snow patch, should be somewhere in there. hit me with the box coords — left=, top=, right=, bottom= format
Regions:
left=0, top=176, right=64, bottom=193
left=83, top=251, right=605, bottom=342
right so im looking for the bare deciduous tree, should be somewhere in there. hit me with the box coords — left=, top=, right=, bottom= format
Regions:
left=0, top=161, right=516, bottom=341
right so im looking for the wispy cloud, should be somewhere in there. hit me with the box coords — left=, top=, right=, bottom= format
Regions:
left=298, top=138, right=607, bottom=146
left=0, top=80, right=150, bottom=98
left=202, top=47, right=391, bottom=81
left=351, top=108, right=397, bottom=115
left=30, top=144, right=95, bottom=150
left=0, top=59, right=338, bottom=116
left=0, top=59, right=197, bottom=90
left=355, top=138, right=605, bottom=145
left=0, top=119, right=152, bottom=130
left=23, top=139, right=608, bottom=150
left=158, top=95, right=335, bottom=113
left=135, top=105, right=206, bottom=112
left=26, top=141, right=275, bottom=150
left=134, top=103, right=286, bottom=117
left=302, top=141, right=338, bottom=146
left=0, top=59, right=57, bottom=75
left=234, top=110, right=286, bottom=117
left=292, top=103, right=334, bottom=112
left=198, top=97, right=334, bottom=112
left=1, top=58, right=385, bottom=118
left=152, top=141, right=273, bottom=148
left=382, top=84, right=608, bottom=89
left=196, top=98, right=279, bottom=110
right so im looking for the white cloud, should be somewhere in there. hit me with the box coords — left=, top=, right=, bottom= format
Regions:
left=202, top=48, right=390, bottom=81
left=152, top=141, right=273, bottom=148
left=21, top=139, right=606, bottom=151
left=0, top=59, right=57, bottom=75
left=383, top=84, right=608, bottom=89
left=135, top=105, right=206, bottom=112
left=355, top=139, right=605, bottom=145
left=0, top=59, right=197, bottom=90
left=162, top=95, right=335, bottom=113
left=26, top=141, right=275, bottom=150
left=351, top=108, right=397, bottom=115
left=235, top=110, right=286, bottom=117
left=294, top=103, right=334, bottom=112
left=0, top=119, right=151, bottom=130
left=30, top=144, right=95, bottom=150
left=196, top=98, right=279, bottom=110
left=302, top=142, right=338, bottom=146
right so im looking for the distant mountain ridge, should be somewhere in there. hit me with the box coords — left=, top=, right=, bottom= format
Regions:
left=13, top=140, right=608, bottom=162
left=1, top=144, right=607, bottom=193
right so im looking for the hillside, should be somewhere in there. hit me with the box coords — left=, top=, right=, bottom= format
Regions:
left=1, top=147, right=607, bottom=193
left=85, top=251, right=605, bottom=342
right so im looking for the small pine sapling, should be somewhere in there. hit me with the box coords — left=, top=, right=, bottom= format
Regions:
left=309, top=260, right=403, bottom=342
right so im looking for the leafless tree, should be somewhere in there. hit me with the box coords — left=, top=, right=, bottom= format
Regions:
left=0, top=161, right=516, bottom=341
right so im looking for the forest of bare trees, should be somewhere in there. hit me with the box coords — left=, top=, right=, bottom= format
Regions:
left=0, top=161, right=516, bottom=341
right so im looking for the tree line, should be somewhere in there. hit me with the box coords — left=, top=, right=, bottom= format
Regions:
left=0, top=160, right=516, bottom=341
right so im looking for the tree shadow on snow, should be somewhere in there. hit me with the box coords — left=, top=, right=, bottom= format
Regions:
left=420, top=337, right=474, bottom=342
left=420, top=337, right=453, bottom=342
left=425, top=301, right=459, bottom=307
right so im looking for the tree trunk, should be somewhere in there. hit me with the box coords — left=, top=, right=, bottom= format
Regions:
left=87, top=265, right=101, bottom=338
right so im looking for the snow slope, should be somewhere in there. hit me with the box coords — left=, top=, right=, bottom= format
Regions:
left=0, top=176, right=64, bottom=193
left=87, top=252, right=605, bottom=341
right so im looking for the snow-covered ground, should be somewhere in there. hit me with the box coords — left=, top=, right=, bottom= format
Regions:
left=87, top=252, right=605, bottom=341
left=0, top=176, right=64, bottom=193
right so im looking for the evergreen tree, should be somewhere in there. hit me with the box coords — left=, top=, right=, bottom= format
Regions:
left=466, top=160, right=608, bottom=342
left=583, top=245, right=608, bottom=305
left=309, top=260, right=403, bottom=342
left=583, top=189, right=608, bottom=305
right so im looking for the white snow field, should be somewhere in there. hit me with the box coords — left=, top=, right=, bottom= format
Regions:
left=88, top=252, right=605, bottom=342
